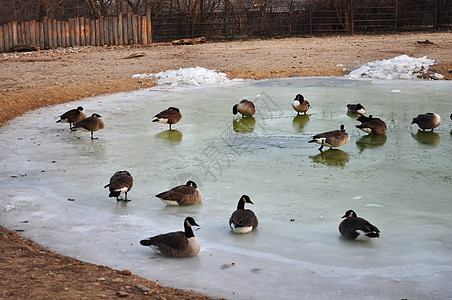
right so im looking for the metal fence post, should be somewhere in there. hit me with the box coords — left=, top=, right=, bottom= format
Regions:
left=394, top=0, right=398, bottom=32
left=309, top=5, right=312, bottom=36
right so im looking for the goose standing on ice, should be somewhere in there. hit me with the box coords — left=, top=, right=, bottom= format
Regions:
left=292, top=94, right=310, bottom=115
left=356, top=114, right=387, bottom=134
left=308, top=125, right=350, bottom=151
left=412, top=113, right=441, bottom=131
left=71, top=113, right=106, bottom=139
left=140, top=217, right=200, bottom=257
left=104, top=171, right=133, bottom=201
left=153, top=107, right=182, bottom=130
left=229, top=195, right=259, bottom=234
left=233, top=99, right=256, bottom=117
left=56, top=106, right=87, bottom=129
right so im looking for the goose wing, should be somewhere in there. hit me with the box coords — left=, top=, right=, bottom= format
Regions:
left=229, top=209, right=258, bottom=228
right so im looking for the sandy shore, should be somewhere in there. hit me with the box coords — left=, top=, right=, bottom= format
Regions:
left=1, top=32, right=451, bottom=299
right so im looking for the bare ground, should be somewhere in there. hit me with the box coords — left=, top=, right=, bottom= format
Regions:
left=0, top=32, right=451, bottom=299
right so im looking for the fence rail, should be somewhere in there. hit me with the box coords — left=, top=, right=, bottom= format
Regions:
left=1, top=1, right=452, bottom=53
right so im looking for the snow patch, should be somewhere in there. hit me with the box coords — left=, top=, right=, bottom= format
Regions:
left=348, top=55, right=435, bottom=80
left=132, top=66, right=233, bottom=86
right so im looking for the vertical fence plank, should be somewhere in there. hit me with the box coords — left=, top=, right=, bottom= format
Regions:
left=107, top=17, right=113, bottom=45
left=38, top=22, right=44, bottom=50
left=96, top=19, right=101, bottom=46
left=127, top=13, right=132, bottom=44
left=30, top=21, right=36, bottom=46
left=85, top=18, right=90, bottom=46
left=48, top=19, right=54, bottom=49
left=80, top=17, right=85, bottom=46
left=52, top=19, right=57, bottom=48
left=141, top=16, right=147, bottom=45
left=74, top=17, right=80, bottom=46
left=132, top=15, right=138, bottom=44
left=11, top=21, right=18, bottom=48
left=69, top=18, right=75, bottom=47
left=64, top=21, right=70, bottom=48
left=146, top=10, right=152, bottom=43
left=90, top=19, right=96, bottom=46
left=122, top=15, right=128, bottom=44
left=117, top=15, right=123, bottom=45
left=0, top=25, right=4, bottom=53
left=23, top=21, right=30, bottom=45
left=56, top=21, right=62, bottom=48
left=99, top=17, right=105, bottom=45
left=112, top=16, right=118, bottom=45
left=48, top=19, right=53, bottom=49
left=7, top=22, right=13, bottom=50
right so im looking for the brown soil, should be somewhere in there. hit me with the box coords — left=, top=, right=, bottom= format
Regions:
left=1, top=32, right=451, bottom=299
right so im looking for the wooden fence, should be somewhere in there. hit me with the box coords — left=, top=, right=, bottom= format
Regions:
left=0, top=11, right=152, bottom=53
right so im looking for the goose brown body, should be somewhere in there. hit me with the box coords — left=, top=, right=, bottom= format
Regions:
left=156, top=181, right=202, bottom=205
left=339, top=210, right=380, bottom=241
left=140, top=217, right=200, bottom=257
left=153, top=107, right=182, bottom=130
left=356, top=114, right=387, bottom=134
left=56, top=106, right=87, bottom=129
left=347, top=103, right=366, bottom=115
left=104, top=171, right=133, bottom=201
left=292, top=94, right=310, bottom=115
left=412, top=113, right=441, bottom=131
left=233, top=99, right=255, bottom=117
left=229, top=195, right=258, bottom=234
left=308, top=125, right=350, bottom=151
left=71, top=113, right=105, bottom=139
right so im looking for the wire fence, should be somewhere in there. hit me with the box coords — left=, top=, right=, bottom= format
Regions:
left=1, top=0, right=451, bottom=53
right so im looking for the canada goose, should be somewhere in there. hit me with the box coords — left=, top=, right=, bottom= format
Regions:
left=339, top=210, right=380, bottom=241
left=292, top=94, right=310, bottom=115
left=140, top=217, right=200, bottom=257
left=356, top=114, right=387, bottom=134
left=308, top=125, right=350, bottom=151
left=412, top=113, right=441, bottom=131
left=233, top=99, right=255, bottom=117
left=229, top=195, right=258, bottom=234
left=156, top=181, right=202, bottom=205
left=347, top=103, right=366, bottom=115
left=104, top=171, right=133, bottom=201
left=71, top=113, right=105, bottom=139
left=56, top=106, right=87, bottom=129
left=153, top=107, right=182, bottom=130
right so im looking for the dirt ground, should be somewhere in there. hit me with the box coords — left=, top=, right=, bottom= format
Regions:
left=1, top=31, right=451, bottom=299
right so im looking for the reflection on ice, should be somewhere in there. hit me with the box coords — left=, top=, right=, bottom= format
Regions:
left=1, top=77, right=452, bottom=299
left=292, top=114, right=310, bottom=132
left=411, top=130, right=440, bottom=146
left=233, top=116, right=256, bottom=133
left=356, top=133, right=387, bottom=152
left=310, top=149, right=350, bottom=166
left=156, top=129, right=183, bottom=142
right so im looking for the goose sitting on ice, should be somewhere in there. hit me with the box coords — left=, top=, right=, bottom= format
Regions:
left=140, top=217, right=200, bottom=257
left=229, top=195, right=258, bottom=234
left=339, top=210, right=380, bottom=241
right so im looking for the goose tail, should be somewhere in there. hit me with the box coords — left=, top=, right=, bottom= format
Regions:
left=140, top=238, right=152, bottom=246
left=109, top=191, right=121, bottom=198
left=366, top=231, right=380, bottom=238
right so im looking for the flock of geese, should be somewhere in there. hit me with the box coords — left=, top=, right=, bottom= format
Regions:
left=55, top=93, right=447, bottom=257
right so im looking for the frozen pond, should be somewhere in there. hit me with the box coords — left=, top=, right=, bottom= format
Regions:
left=1, top=77, right=452, bottom=299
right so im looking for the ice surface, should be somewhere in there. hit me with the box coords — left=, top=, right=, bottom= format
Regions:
left=348, top=55, right=435, bottom=80
left=1, top=76, right=452, bottom=299
left=132, top=66, right=236, bottom=86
